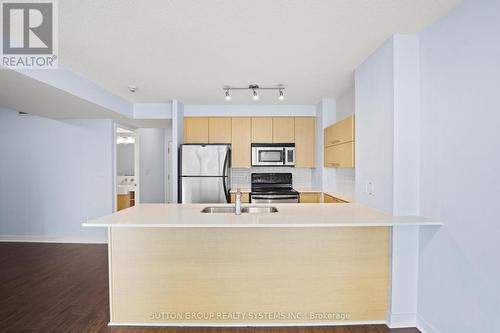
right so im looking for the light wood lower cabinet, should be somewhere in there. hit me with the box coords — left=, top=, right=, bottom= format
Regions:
left=230, top=192, right=250, bottom=203
left=109, top=227, right=389, bottom=323
left=324, top=193, right=348, bottom=203
left=299, top=192, right=321, bottom=203
left=117, top=192, right=135, bottom=211
left=324, top=141, right=355, bottom=168
left=231, top=117, right=251, bottom=168
left=117, top=194, right=130, bottom=211
left=208, top=117, right=232, bottom=143
left=184, top=117, right=209, bottom=143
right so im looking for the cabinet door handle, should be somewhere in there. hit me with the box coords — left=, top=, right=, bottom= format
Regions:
left=328, top=163, right=340, bottom=167
left=330, top=140, right=340, bottom=144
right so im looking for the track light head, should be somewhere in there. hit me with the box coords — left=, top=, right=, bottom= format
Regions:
left=279, top=89, right=284, bottom=100
left=225, top=89, right=231, bottom=101
left=252, top=89, right=259, bottom=100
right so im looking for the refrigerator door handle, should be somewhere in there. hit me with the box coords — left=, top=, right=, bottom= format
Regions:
left=222, top=148, right=230, bottom=203
left=227, top=148, right=232, bottom=202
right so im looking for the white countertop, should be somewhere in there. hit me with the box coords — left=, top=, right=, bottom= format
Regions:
left=83, top=203, right=441, bottom=228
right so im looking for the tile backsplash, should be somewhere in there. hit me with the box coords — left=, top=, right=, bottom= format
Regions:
left=336, top=168, right=355, bottom=199
left=231, top=168, right=313, bottom=189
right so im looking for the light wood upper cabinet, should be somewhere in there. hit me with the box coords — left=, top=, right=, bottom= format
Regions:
left=272, top=117, right=295, bottom=143
left=208, top=118, right=232, bottom=143
left=251, top=117, right=273, bottom=143
left=231, top=117, right=251, bottom=168
left=184, top=117, right=231, bottom=144
left=183, top=116, right=318, bottom=169
left=324, top=141, right=355, bottom=168
left=184, top=117, right=209, bottom=143
left=324, top=115, right=355, bottom=147
left=324, top=115, right=355, bottom=168
left=294, top=117, right=315, bottom=168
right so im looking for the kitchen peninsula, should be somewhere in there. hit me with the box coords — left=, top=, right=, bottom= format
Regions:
left=83, top=203, right=441, bottom=327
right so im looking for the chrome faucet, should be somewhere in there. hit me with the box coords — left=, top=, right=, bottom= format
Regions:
left=235, top=188, right=242, bottom=215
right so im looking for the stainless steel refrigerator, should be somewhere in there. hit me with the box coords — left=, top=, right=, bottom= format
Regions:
left=179, top=144, right=231, bottom=203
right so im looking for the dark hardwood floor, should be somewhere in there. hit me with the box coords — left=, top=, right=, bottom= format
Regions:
left=0, top=242, right=420, bottom=333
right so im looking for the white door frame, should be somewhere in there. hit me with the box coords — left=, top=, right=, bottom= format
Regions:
left=114, top=122, right=140, bottom=211
left=166, top=141, right=173, bottom=203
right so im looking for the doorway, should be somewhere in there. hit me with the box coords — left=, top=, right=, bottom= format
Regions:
left=115, top=126, right=139, bottom=211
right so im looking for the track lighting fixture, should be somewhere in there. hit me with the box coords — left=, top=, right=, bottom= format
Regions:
left=223, top=84, right=286, bottom=101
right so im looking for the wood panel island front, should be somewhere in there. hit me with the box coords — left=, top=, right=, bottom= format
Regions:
left=83, top=203, right=441, bottom=327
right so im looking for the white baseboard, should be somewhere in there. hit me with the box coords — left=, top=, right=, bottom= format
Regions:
left=386, top=312, right=417, bottom=328
left=109, top=320, right=386, bottom=327
left=0, top=235, right=108, bottom=244
left=417, top=314, right=441, bottom=333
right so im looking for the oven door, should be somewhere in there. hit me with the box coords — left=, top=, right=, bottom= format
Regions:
left=252, top=147, right=285, bottom=166
left=250, top=194, right=299, bottom=204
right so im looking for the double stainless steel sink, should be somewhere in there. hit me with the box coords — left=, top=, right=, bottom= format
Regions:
left=201, top=206, right=278, bottom=214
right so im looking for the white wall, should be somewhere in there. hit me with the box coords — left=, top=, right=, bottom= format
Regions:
left=312, top=99, right=336, bottom=190
left=336, top=86, right=356, bottom=198
left=134, top=103, right=172, bottom=119
left=355, top=38, right=395, bottom=213
left=418, top=0, right=500, bottom=332
left=11, top=65, right=133, bottom=118
left=336, top=86, right=355, bottom=120
left=139, top=128, right=166, bottom=203
left=311, top=102, right=324, bottom=188
left=184, top=105, right=316, bottom=117
left=355, top=35, right=421, bottom=214
left=321, top=99, right=337, bottom=191
left=393, top=35, right=421, bottom=216
left=116, top=143, right=135, bottom=176
left=0, top=108, right=112, bottom=243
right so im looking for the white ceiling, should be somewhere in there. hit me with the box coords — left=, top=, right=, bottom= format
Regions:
left=59, top=0, right=461, bottom=105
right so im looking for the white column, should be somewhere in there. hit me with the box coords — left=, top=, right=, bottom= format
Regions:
left=355, top=34, right=421, bottom=328
left=171, top=99, right=184, bottom=203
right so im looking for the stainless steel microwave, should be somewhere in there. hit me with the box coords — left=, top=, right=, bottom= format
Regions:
left=251, top=143, right=295, bottom=167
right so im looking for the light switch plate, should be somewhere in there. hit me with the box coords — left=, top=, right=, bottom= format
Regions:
left=366, top=181, right=374, bottom=195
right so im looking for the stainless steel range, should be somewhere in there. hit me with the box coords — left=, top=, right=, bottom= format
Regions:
left=249, top=173, right=299, bottom=204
